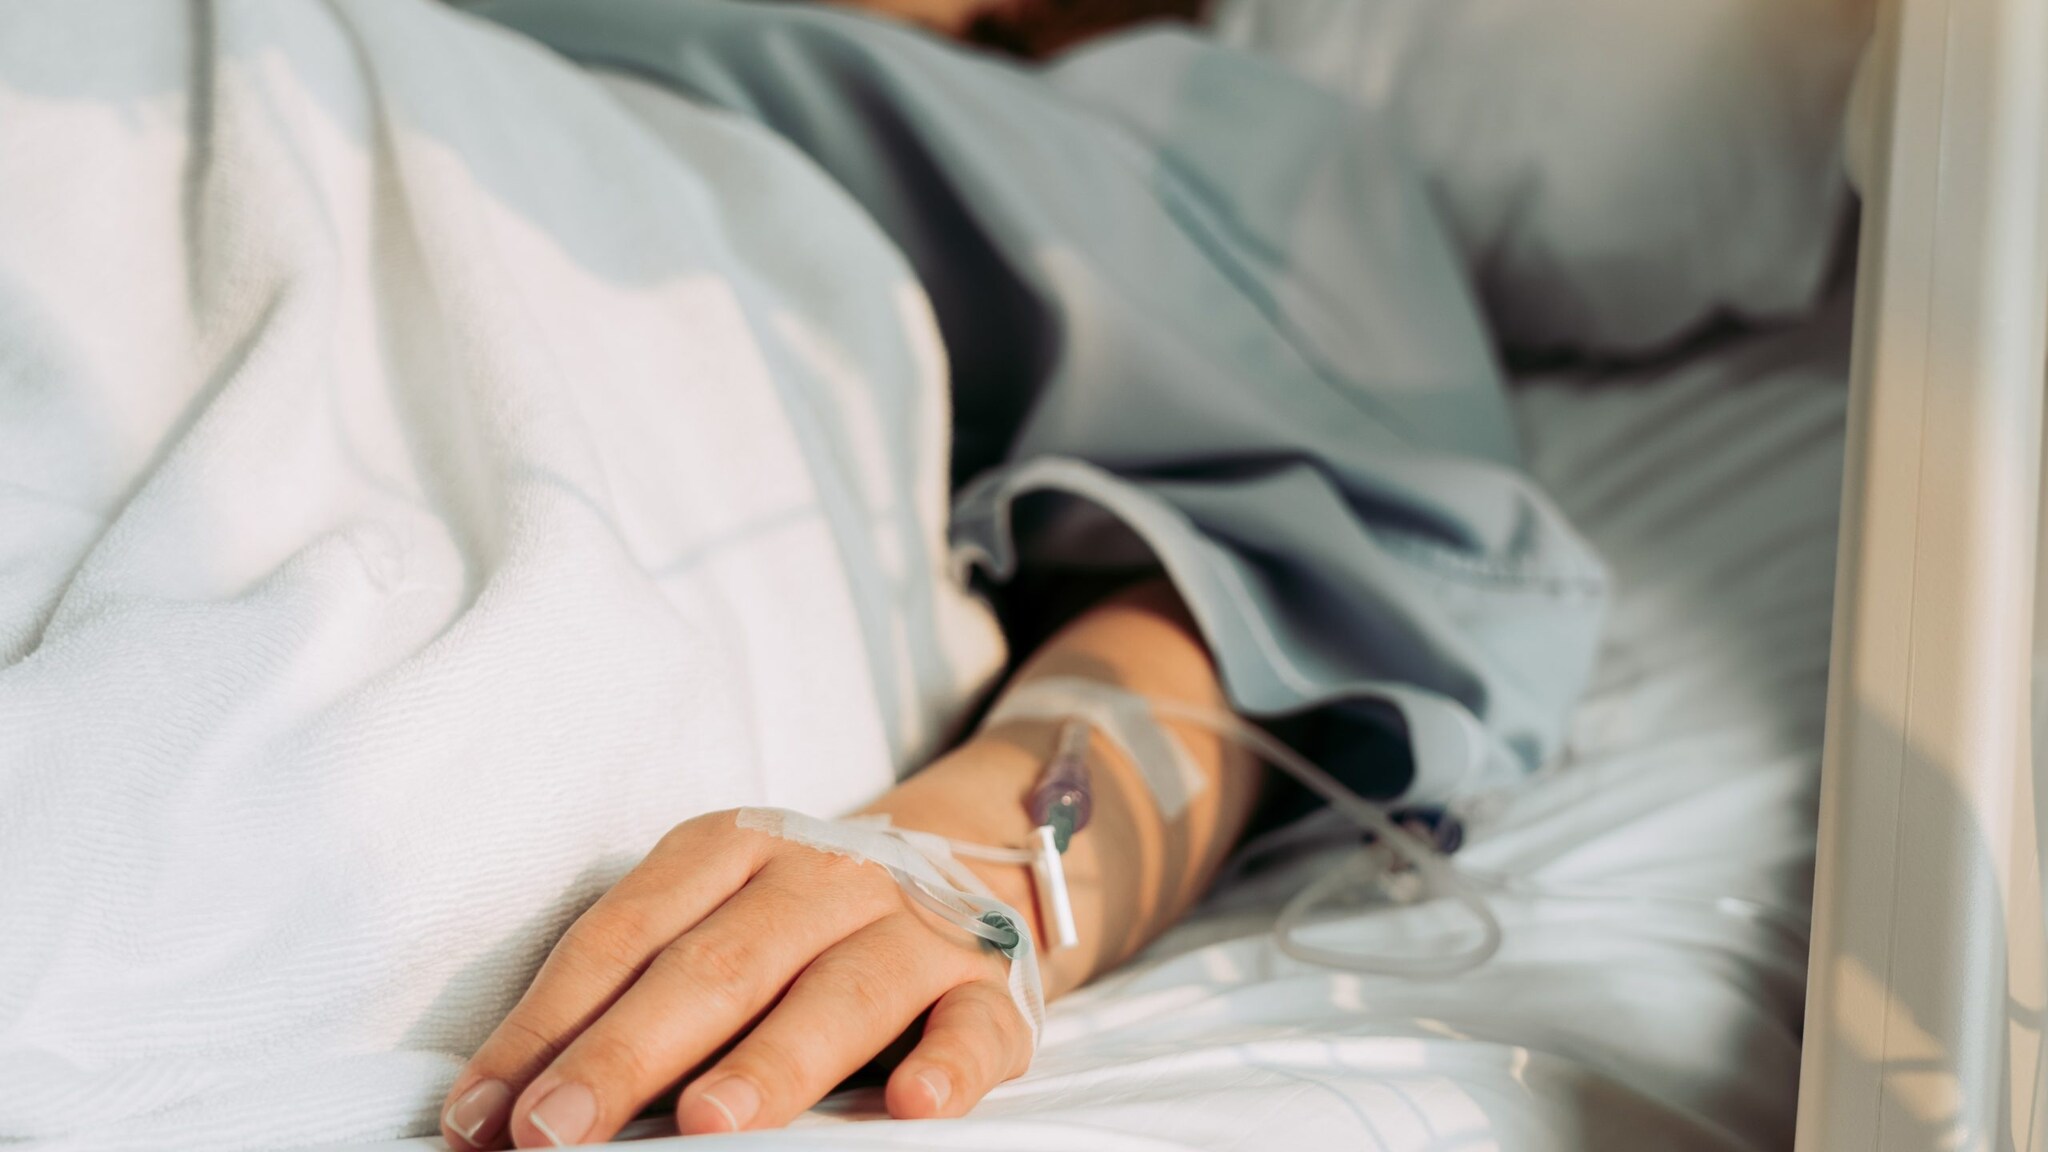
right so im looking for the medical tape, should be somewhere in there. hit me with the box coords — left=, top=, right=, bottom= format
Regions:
left=734, top=807, right=1047, bottom=1050
left=983, top=679, right=1207, bottom=819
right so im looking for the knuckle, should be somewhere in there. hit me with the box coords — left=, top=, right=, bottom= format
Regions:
left=649, top=823, right=697, bottom=862
left=806, top=934, right=921, bottom=1012
left=663, top=809, right=741, bottom=851
left=481, top=1013, right=568, bottom=1078
left=872, top=921, right=946, bottom=982
left=920, top=1027, right=983, bottom=1083
left=949, top=1022, right=1003, bottom=1074
left=658, top=933, right=758, bottom=1013
left=731, top=1030, right=815, bottom=1095
left=813, top=957, right=896, bottom=1023
left=855, top=867, right=913, bottom=917
left=558, top=908, right=655, bottom=980
left=568, top=1028, right=655, bottom=1089
left=972, top=984, right=1021, bottom=1028
left=690, top=807, right=743, bottom=840
left=955, top=984, right=1029, bottom=1073
left=988, top=999, right=1033, bottom=1074
left=762, top=850, right=896, bottom=919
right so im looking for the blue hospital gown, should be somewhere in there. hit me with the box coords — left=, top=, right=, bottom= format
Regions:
left=480, top=0, right=1611, bottom=805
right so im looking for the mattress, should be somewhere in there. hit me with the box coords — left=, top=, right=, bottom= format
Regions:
left=327, top=299, right=1850, bottom=1152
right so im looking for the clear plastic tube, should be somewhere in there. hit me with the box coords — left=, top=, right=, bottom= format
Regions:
left=1465, top=869, right=1812, bottom=950
left=959, top=678, right=1799, bottom=981
left=1135, top=690, right=1505, bottom=977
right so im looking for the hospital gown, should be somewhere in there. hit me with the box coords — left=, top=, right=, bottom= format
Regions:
left=480, top=0, right=1611, bottom=804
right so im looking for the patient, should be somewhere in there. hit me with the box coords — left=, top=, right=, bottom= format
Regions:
left=429, top=3, right=1291, bottom=1147
left=437, top=1, right=1579, bottom=1146
left=0, top=0, right=1853, bottom=1141
left=436, top=13, right=1261, bottom=1149
left=0, top=0, right=1613, bottom=1144
left=0, top=0, right=1607, bottom=1141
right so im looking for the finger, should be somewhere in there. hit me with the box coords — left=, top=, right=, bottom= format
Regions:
left=441, top=813, right=761, bottom=1150
left=508, top=853, right=899, bottom=1148
left=674, top=914, right=985, bottom=1134
left=886, top=978, right=1033, bottom=1120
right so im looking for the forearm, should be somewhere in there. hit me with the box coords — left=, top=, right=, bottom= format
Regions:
left=863, top=580, right=1262, bottom=997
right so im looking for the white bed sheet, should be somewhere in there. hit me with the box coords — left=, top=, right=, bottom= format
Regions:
left=329, top=299, right=1850, bottom=1152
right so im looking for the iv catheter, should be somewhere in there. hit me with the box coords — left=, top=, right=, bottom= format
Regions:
left=943, top=718, right=1093, bottom=952
left=926, top=680, right=1503, bottom=976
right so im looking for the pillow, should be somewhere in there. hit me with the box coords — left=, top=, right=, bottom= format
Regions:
left=1208, top=0, right=1873, bottom=357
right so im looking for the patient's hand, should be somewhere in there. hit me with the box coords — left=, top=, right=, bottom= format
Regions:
left=439, top=808, right=1031, bottom=1148
left=440, top=581, right=1259, bottom=1147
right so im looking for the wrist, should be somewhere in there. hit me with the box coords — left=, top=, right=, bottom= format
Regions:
left=861, top=730, right=1050, bottom=920
left=862, top=720, right=1120, bottom=996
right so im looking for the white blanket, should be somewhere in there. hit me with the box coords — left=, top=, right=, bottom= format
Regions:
left=0, top=2, right=1004, bottom=1147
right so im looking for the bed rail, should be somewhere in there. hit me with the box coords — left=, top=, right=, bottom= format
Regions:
left=1795, top=0, right=2048, bottom=1148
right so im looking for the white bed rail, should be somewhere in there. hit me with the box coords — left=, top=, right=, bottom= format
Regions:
left=1796, top=0, right=2048, bottom=1148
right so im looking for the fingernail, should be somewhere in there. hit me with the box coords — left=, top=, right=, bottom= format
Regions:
left=698, top=1076, right=761, bottom=1132
left=916, top=1068, right=952, bottom=1110
left=526, top=1082, right=598, bottom=1148
left=444, top=1079, right=512, bottom=1147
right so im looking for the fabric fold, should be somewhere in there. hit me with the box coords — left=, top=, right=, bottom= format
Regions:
left=482, top=0, right=1610, bottom=801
